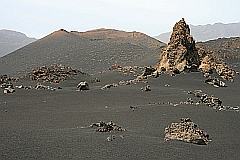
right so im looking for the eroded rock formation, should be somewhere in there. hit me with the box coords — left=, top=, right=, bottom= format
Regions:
left=156, top=18, right=200, bottom=75
left=156, top=18, right=236, bottom=82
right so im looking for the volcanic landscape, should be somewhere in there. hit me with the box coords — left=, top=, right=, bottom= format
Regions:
left=0, top=19, right=239, bottom=159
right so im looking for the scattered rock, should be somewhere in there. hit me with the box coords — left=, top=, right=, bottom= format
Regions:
left=1, top=82, right=14, bottom=89
left=164, top=118, right=210, bottom=145
left=130, top=106, right=137, bottom=111
left=35, top=83, right=58, bottom=91
left=106, top=135, right=124, bottom=142
left=15, top=85, right=32, bottom=90
left=0, top=75, right=19, bottom=84
left=77, top=81, right=89, bottom=91
left=90, top=78, right=100, bottom=83
left=3, top=87, right=15, bottom=94
left=101, top=83, right=118, bottom=90
left=204, top=76, right=226, bottom=87
left=151, top=70, right=159, bottom=78
left=136, top=66, right=157, bottom=80
left=1, top=82, right=15, bottom=94
left=185, top=90, right=236, bottom=111
left=118, top=80, right=131, bottom=85
left=109, top=64, right=122, bottom=70
left=90, top=121, right=126, bottom=132
left=180, top=97, right=194, bottom=104
left=142, top=66, right=156, bottom=76
left=106, top=135, right=116, bottom=141
left=141, top=85, right=151, bottom=91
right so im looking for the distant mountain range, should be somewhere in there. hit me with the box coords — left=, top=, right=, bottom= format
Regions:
left=0, top=28, right=165, bottom=76
left=0, top=29, right=37, bottom=57
left=155, top=22, right=240, bottom=43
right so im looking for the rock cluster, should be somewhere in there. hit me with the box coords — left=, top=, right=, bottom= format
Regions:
left=35, top=83, right=61, bottom=91
left=164, top=118, right=210, bottom=145
left=102, top=66, right=154, bottom=90
left=106, top=135, right=124, bottom=142
left=0, top=75, right=19, bottom=84
left=90, top=121, right=126, bottom=132
left=27, top=64, right=84, bottom=83
left=215, top=63, right=235, bottom=82
left=199, top=55, right=236, bottom=82
left=15, top=85, right=32, bottom=90
left=109, top=64, right=123, bottom=71
left=198, top=55, right=215, bottom=75
left=181, top=97, right=194, bottom=104
left=109, top=64, right=143, bottom=76
left=1, top=75, right=11, bottom=83
left=186, top=90, right=223, bottom=109
left=141, top=85, right=151, bottom=91
left=1, top=82, right=15, bottom=94
left=205, top=76, right=226, bottom=87
left=156, top=18, right=200, bottom=75
left=90, top=78, right=100, bottom=83
left=182, top=90, right=239, bottom=112
left=135, top=66, right=159, bottom=81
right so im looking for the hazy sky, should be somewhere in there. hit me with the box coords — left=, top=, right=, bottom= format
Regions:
left=1, top=0, right=239, bottom=39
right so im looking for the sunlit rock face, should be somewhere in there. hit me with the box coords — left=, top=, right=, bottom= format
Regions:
left=156, top=18, right=200, bottom=74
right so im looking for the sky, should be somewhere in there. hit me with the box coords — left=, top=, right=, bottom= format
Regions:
left=1, top=0, right=239, bottom=39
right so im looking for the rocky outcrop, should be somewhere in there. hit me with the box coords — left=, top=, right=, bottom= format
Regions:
left=90, top=121, right=126, bottom=132
left=164, top=118, right=210, bottom=145
left=198, top=55, right=215, bottom=75
left=156, top=18, right=200, bottom=75
left=215, top=63, right=235, bottom=82
left=27, top=64, right=85, bottom=83
left=135, top=66, right=158, bottom=80
left=156, top=18, right=237, bottom=82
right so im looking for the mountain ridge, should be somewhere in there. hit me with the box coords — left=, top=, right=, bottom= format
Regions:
left=155, top=22, right=240, bottom=43
left=0, top=29, right=37, bottom=57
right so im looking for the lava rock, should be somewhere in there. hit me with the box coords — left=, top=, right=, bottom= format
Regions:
left=164, top=118, right=210, bottom=145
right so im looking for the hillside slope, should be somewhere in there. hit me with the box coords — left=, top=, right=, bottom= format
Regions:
left=0, top=29, right=165, bottom=76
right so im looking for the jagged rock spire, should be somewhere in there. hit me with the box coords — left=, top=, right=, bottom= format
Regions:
left=156, top=18, right=200, bottom=74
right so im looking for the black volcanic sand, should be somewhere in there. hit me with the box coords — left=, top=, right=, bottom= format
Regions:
left=1, top=71, right=240, bottom=159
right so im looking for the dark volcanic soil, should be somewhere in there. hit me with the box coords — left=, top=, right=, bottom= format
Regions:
left=1, top=70, right=239, bottom=159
